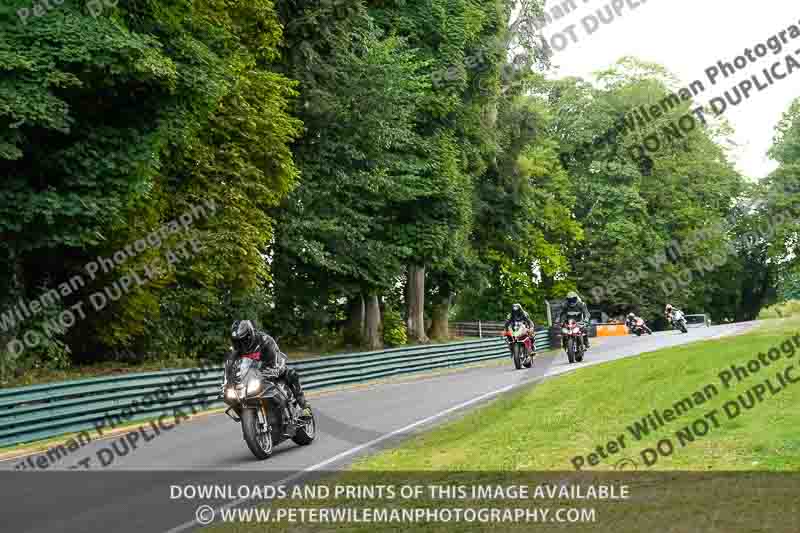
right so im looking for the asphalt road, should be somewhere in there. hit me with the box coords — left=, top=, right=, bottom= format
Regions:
left=0, top=321, right=755, bottom=533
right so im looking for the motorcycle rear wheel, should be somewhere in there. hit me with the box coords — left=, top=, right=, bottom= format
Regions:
left=292, top=408, right=316, bottom=446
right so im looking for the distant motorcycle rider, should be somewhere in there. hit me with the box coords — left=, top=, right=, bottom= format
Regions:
left=226, top=320, right=311, bottom=419
left=664, top=304, right=682, bottom=323
left=626, top=312, right=652, bottom=334
left=559, top=291, right=590, bottom=349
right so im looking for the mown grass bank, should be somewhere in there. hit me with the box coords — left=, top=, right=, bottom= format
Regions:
left=355, top=318, right=800, bottom=471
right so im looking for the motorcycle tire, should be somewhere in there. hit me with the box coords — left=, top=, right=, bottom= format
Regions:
left=523, top=354, right=532, bottom=368
left=241, top=407, right=273, bottom=460
left=567, top=339, right=576, bottom=364
left=635, top=330, right=642, bottom=336
left=680, top=322, right=688, bottom=334
left=512, top=344, right=522, bottom=370
left=292, top=408, right=317, bottom=446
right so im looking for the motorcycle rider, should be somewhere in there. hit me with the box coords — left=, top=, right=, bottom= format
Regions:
left=226, top=320, right=312, bottom=419
left=626, top=312, right=652, bottom=334
left=559, top=291, right=590, bottom=350
left=504, top=303, right=536, bottom=356
left=664, top=304, right=682, bottom=324
left=505, top=303, right=534, bottom=330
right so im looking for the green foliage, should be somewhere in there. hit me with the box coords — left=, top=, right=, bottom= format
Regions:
left=549, top=59, right=745, bottom=320
left=382, top=306, right=408, bottom=347
left=1, top=0, right=301, bottom=365
left=11, top=296, right=72, bottom=372
left=0, top=0, right=792, bottom=373
left=769, top=97, right=800, bottom=165
left=758, top=300, right=800, bottom=320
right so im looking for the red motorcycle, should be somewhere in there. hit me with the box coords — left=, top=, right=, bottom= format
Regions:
left=503, top=320, right=534, bottom=370
left=561, top=318, right=586, bottom=364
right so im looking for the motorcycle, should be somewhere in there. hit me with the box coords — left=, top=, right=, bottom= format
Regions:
left=220, top=357, right=316, bottom=460
left=561, top=319, right=586, bottom=364
left=670, top=310, right=688, bottom=334
left=503, top=321, right=534, bottom=370
left=630, top=317, right=652, bottom=336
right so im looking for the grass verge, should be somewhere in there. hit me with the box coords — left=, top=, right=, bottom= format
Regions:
left=354, top=318, right=800, bottom=471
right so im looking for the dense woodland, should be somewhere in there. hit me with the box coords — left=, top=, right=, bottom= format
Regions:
left=1, top=0, right=799, bottom=374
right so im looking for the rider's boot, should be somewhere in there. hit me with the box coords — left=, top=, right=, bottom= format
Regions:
left=292, top=387, right=312, bottom=420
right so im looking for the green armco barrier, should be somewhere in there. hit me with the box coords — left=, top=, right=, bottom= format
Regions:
left=0, top=332, right=552, bottom=448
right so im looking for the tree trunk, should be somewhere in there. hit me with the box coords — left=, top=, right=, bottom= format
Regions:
left=364, top=294, right=383, bottom=351
left=343, top=294, right=365, bottom=346
left=429, top=292, right=452, bottom=341
left=404, top=273, right=412, bottom=333
left=407, top=264, right=428, bottom=343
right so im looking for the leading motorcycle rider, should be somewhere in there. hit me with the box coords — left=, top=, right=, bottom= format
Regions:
left=504, top=303, right=534, bottom=330
left=559, top=291, right=591, bottom=350
left=226, top=320, right=312, bottom=419
left=664, top=303, right=683, bottom=323
left=504, top=303, right=536, bottom=356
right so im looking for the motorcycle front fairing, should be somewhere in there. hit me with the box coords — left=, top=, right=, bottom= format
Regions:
left=223, top=358, right=276, bottom=408
left=508, top=321, right=533, bottom=351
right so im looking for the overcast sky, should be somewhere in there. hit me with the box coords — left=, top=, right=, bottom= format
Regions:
left=538, top=0, right=798, bottom=180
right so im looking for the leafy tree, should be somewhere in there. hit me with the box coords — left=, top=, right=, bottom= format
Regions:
left=269, top=2, right=430, bottom=349
left=0, top=0, right=301, bottom=364
left=551, top=59, right=744, bottom=322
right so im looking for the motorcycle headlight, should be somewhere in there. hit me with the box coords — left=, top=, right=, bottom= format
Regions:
left=561, top=328, right=569, bottom=334
left=246, top=377, right=263, bottom=396
left=225, top=387, right=237, bottom=401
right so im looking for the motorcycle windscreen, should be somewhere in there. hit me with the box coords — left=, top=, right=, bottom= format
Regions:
left=227, top=357, right=254, bottom=384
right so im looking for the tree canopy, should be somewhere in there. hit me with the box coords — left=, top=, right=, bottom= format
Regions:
left=0, top=1, right=796, bottom=377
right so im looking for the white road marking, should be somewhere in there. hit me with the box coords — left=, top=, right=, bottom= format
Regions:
left=163, top=383, right=515, bottom=533
left=165, top=326, right=752, bottom=531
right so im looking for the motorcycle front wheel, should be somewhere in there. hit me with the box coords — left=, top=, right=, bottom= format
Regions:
left=567, top=338, right=576, bottom=364
left=512, top=344, right=522, bottom=370
left=241, top=406, right=273, bottom=460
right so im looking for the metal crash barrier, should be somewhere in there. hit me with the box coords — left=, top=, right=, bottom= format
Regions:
left=0, top=332, right=553, bottom=448
left=685, top=314, right=711, bottom=328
